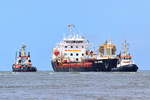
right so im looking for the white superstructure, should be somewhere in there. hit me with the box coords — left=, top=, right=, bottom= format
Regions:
left=52, top=24, right=91, bottom=63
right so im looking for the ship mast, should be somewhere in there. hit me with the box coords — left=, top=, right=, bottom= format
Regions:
left=122, top=40, right=129, bottom=55
left=67, top=24, right=75, bottom=36
left=15, top=51, right=18, bottom=64
left=21, top=44, right=26, bottom=56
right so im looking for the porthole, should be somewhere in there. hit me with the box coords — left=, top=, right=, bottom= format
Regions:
left=70, top=53, right=73, bottom=56
left=76, top=58, right=79, bottom=61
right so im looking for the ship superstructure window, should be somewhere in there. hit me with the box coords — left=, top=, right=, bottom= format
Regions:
left=65, top=46, right=67, bottom=48
left=125, top=57, right=131, bottom=60
left=82, top=53, right=84, bottom=56
left=65, top=41, right=83, bottom=43
left=76, top=58, right=79, bottom=61
left=71, top=46, right=73, bottom=48
left=19, top=60, right=21, bottom=63
left=76, top=53, right=79, bottom=56
left=82, top=46, right=84, bottom=48
left=70, top=53, right=73, bottom=56
left=76, top=46, right=78, bottom=48
left=76, top=41, right=83, bottom=43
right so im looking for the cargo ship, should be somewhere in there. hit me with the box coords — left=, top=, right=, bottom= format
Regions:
left=12, top=45, right=37, bottom=72
left=51, top=24, right=118, bottom=72
left=111, top=41, right=138, bottom=72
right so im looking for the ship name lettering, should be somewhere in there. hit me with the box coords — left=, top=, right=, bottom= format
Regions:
left=95, top=61, right=103, bottom=63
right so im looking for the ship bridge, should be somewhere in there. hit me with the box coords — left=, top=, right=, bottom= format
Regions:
left=52, top=24, right=90, bottom=63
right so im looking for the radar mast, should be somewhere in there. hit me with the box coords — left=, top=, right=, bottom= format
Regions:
left=122, top=40, right=129, bottom=55
left=20, top=44, right=26, bottom=56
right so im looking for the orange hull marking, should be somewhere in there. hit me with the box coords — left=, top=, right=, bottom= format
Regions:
left=122, top=61, right=131, bottom=63
left=121, top=56, right=131, bottom=58
left=58, top=62, right=93, bottom=68
left=65, top=50, right=81, bottom=52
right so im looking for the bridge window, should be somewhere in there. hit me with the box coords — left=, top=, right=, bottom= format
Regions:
left=65, top=41, right=83, bottom=43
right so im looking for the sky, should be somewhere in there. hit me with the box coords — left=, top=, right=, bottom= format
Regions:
left=0, top=0, right=150, bottom=71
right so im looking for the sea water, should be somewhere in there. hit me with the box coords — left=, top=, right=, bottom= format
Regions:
left=0, top=71, right=149, bottom=100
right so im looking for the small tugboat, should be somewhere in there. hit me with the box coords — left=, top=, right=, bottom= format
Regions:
left=111, top=41, right=138, bottom=72
left=12, top=45, right=37, bottom=72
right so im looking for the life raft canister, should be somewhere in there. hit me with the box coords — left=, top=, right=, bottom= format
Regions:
left=54, top=49, right=60, bottom=56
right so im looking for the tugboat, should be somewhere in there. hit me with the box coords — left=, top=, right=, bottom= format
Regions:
left=51, top=24, right=118, bottom=72
left=111, top=41, right=138, bottom=72
left=12, top=45, right=37, bottom=72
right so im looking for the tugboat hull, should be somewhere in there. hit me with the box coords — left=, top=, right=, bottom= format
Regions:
left=51, top=59, right=118, bottom=72
left=12, top=66, right=37, bottom=72
left=111, top=64, right=138, bottom=72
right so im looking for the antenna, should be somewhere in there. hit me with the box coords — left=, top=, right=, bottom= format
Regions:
left=108, top=37, right=112, bottom=44
left=67, top=24, right=75, bottom=36
left=28, top=52, right=30, bottom=57
left=22, top=44, right=26, bottom=49
left=15, top=51, right=18, bottom=64
left=21, top=44, right=27, bottom=56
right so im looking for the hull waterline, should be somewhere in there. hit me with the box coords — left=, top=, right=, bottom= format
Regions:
left=51, top=59, right=118, bottom=72
left=111, top=64, right=138, bottom=72
left=12, top=66, right=37, bottom=72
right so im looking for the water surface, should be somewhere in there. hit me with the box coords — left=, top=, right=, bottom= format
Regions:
left=0, top=71, right=149, bottom=100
